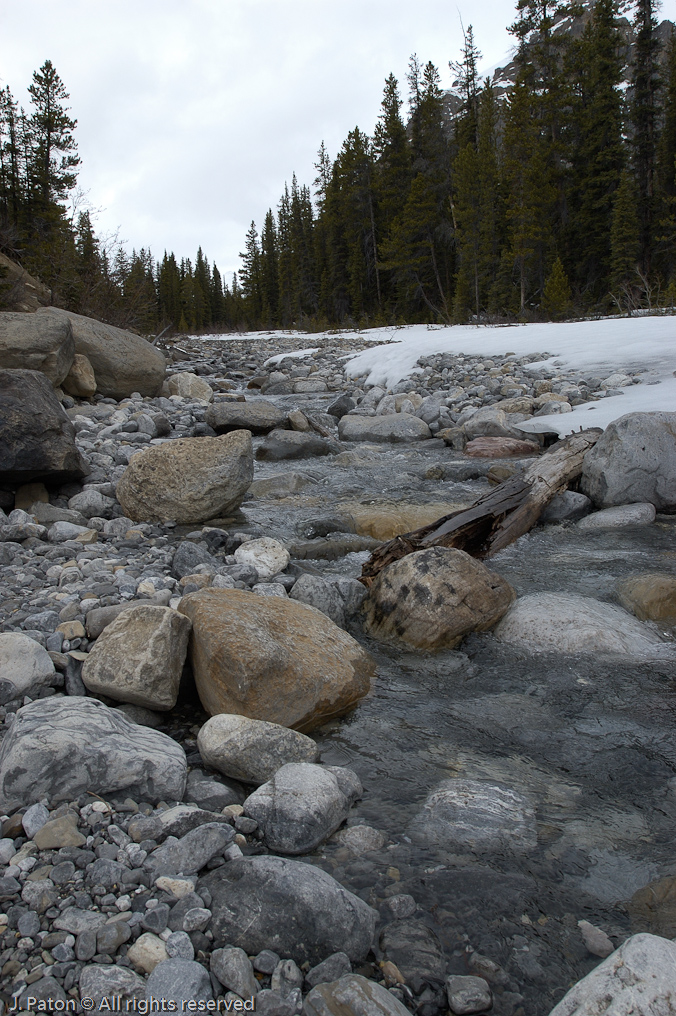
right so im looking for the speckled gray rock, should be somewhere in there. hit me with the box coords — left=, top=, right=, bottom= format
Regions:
left=145, top=822, right=234, bottom=877
left=204, top=855, right=377, bottom=965
left=184, top=771, right=243, bottom=810
left=446, top=975, right=492, bottom=1014
left=289, top=574, right=346, bottom=627
left=79, top=964, right=146, bottom=1005
left=580, top=412, right=676, bottom=510
left=21, top=801, right=50, bottom=838
left=306, top=953, right=352, bottom=989
left=206, top=400, right=287, bottom=434
left=547, top=933, right=676, bottom=1015
left=0, top=633, right=55, bottom=705
left=0, top=309, right=73, bottom=383
left=303, top=974, right=411, bottom=1016
left=211, top=946, right=259, bottom=998
left=256, top=429, right=335, bottom=461
left=540, top=490, right=592, bottom=523
left=197, top=714, right=319, bottom=785
left=244, top=763, right=361, bottom=854
left=413, top=779, right=537, bottom=853
left=145, top=959, right=213, bottom=1003
left=338, top=414, right=431, bottom=443
left=0, top=697, right=187, bottom=812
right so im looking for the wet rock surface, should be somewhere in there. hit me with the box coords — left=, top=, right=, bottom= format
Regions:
left=0, top=332, right=674, bottom=1014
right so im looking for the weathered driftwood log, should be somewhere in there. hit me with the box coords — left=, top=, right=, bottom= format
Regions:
left=359, top=428, right=602, bottom=588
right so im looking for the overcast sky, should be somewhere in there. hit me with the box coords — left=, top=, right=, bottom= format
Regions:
left=2, top=0, right=675, bottom=282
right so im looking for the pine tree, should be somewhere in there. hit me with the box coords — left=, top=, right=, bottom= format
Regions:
left=26, top=60, right=79, bottom=216
left=631, top=0, right=662, bottom=272
left=656, top=30, right=676, bottom=282
left=239, top=221, right=263, bottom=323
left=449, top=24, right=482, bottom=149
left=260, top=209, right=279, bottom=323
left=610, top=169, right=641, bottom=307
left=541, top=255, right=572, bottom=317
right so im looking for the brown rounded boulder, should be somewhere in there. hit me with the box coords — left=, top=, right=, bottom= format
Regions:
left=178, top=588, right=375, bottom=732
left=364, top=546, right=515, bottom=650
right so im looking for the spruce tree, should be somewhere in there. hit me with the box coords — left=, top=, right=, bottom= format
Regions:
left=631, top=0, right=662, bottom=272
left=541, top=255, right=572, bottom=317
left=239, top=221, right=263, bottom=324
left=26, top=60, right=79, bottom=215
left=656, top=31, right=676, bottom=282
left=610, top=169, right=641, bottom=307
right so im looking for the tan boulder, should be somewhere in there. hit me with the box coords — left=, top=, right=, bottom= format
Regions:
left=0, top=310, right=74, bottom=386
left=37, top=307, right=166, bottom=398
left=616, top=573, right=676, bottom=625
left=167, top=372, right=214, bottom=402
left=499, top=396, right=535, bottom=414
left=82, top=605, right=192, bottom=710
left=115, top=431, right=253, bottom=524
left=464, top=436, right=540, bottom=458
left=62, top=353, right=96, bottom=398
left=178, top=588, right=376, bottom=732
left=364, top=547, right=515, bottom=650
left=0, top=252, right=51, bottom=312
left=629, top=876, right=676, bottom=937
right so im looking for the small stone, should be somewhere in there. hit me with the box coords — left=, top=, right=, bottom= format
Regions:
left=254, top=949, right=281, bottom=975
left=76, top=929, right=97, bottom=961
left=0, top=837, right=16, bottom=864
left=79, top=963, right=146, bottom=1005
left=142, top=903, right=170, bottom=935
left=271, top=958, right=303, bottom=997
left=578, top=919, right=615, bottom=958
left=303, top=974, right=410, bottom=1016
left=578, top=503, right=656, bottom=529
left=96, top=920, right=132, bottom=955
left=165, top=930, right=195, bottom=960
left=334, top=825, right=385, bottom=855
left=22, top=803, right=50, bottom=839
left=197, top=713, right=319, bottom=785
left=21, top=878, right=58, bottom=914
left=182, top=906, right=211, bottom=932
left=379, top=895, right=417, bottom=922
left=380, top=961, right=405, bottom=986
left=211, top=946, right=259, bottom=998
left=446, top=975, right=492, bottom=1015
left=145, top=958, right=213, bottom=1003
left=234, top=537, right=290, bottom=580
left=306, top=952, right=351, bottom=988
left=17, top=911, right=41, bottom=938
left=127, top=931, right=168, bottom=973
left=54, top=906, right=107, bottom=934
left=154, top=875, right=197, bottom=899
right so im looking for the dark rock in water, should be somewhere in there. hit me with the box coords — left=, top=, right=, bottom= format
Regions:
left=0, top=697, right=187, bottom=812
left=540, top=490, right=592, bottom=522
left=204, top=855, right=377, bottom=965
left=327, top=395, right=356, bottom=419
left=303, top=974, right=411, bottom=1016
left=379, top=920, right=447, bottom=993
left=256, top=429, right=336, bottom=461
left=206, top=400, right=287, bottom=434
left=0, top=369, right=87, bottom=484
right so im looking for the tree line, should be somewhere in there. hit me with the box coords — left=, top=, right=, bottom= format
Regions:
left=1, top=0, right=675, bottom=334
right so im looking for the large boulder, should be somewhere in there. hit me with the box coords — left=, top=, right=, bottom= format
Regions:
left=0, top=633, right=55, bottom=705
left=204, top=855, right=377, bottom=965
left=37, top=307, right=166, bottom=399
left=616, top=573, right=676, bottom=625
left=256, top=429, right=335, bottom=460
left=303, top=975, right=411, bottom=1016
left=0, top=369, right=88, bottom=484
left=0, top=697, right=187, bottom=812
left=364, top=547, right=515, bottom=650
left=167, top=372, right=213, bottom=402
left=338, top=414, right=431, bottom=443
left=197, top=714, right=319, bottom=784
left=494, top=592, right=675, bottom=660
left=0, top=310, right=74, bottom=385
left=243, top=763, right=362, bottom=854
left=463, top=407, right=528, bottom=441
left=206, top=400, right=287, bottom=434
left=0, top=252, right=51, bottom=312
left=412, top=779, right=537, bottom=853
left=116, top=431, right=253, bottom=524
left=580, top=411, right=676, bottom=511
left=82, top=605, right=192, bottom=710
left=547, top=934, right=676, bottom=1016
left=178, top=589, right=375, bottom=732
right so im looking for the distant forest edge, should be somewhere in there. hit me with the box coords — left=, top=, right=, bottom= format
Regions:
left=1, top=0, right=676, bottom=334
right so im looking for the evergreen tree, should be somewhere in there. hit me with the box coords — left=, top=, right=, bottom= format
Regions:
left=631, top=0, right=662, bottom=272
left=610, top=168, right=641, bottom=306
left=26, top=60, right=79, bottom=217
left=450, top=24, right=482, bottom=149
left=260, top=209, right=279, bottom=322
left=239, top=221, right=263, bottom=323
left=541, top=255, right=572, bottom=317
left=656, top=30, right=676, bottom=281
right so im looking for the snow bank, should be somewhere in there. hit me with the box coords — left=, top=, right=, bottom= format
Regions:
left=264, top=347, right=319, bottom=366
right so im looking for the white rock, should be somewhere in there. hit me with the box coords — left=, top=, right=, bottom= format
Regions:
left=577, top=503, right=656, bottom=530
left=547, top=933, right=676, bottom=1015
left=0, top=634, right=55, bottom=705
left=167, top=372, right=214, bottom=402
left=234, top=537, right=290, bottom=580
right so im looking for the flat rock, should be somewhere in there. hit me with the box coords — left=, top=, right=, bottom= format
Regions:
left=0, top=697, right=187, bottom=812
left=243, top=763, right=361, bottom=854
left=116, top=431, right=253, bottom=524
left=197, top=714, right=318, bottom=784
left=413, top=779, right=537, bottom=853
left=494, top=592, right=675, bottom=660
left=577, top=503, right=656, bottom=529
left=463, top=407, right=528, bottom=441
left=146, top=822, right=234, bottom=877
left=0, top=368, right=87, bottom=484
left=55, top=907, right=108, bottom=934
left=547, top=933, right=676, bottom=1015
left=0, top=633, right=55, bottom=705
left=82, top=605, right=191, bottom=710
left=464, top=436, right=539, bottom=458
left=0, top=309, right=74, bottom=385
left=256, top=429, right=335, bottom=460
left=248, top=472, right=315, bottom=498
left=184, top=770, right=243, bottom=810
left=616, top=573, right=676, bottom=625
left=303, top=974, right=410, bottom=1016
left=79, top=963, right=146, bottom=1004
left=206, top=400, right=287, bottom=434
left=338, top=414, right=431, bottom=443
left=580, top=411, right=676, bottom=511
left=178, top=589, right=375, bottom=732
left=204, top=855, right=377, bottom=965
left=364, top=547, right=515, bottom=650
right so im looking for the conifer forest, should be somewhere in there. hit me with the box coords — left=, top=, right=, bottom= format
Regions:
left=1, top=0, right=675, bottom=333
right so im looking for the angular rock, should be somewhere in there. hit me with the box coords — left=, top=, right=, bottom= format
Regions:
left=197, top=714, right=318, bottom=784
left=306, top=953, right=352, bottom=989
left=82, top=605, right=191, bottom=710
left=145, top=958, right=213, bottom=1003
left=179, top=589, right=375, bottom=732
left=0, top=697, right=187, bottom=812
left=0, top=632, right=55, bottom=705
left=145, top=822, right=234, bottom=877
left=580, top=411, right=676, bottom=510
left=55, top=907, right=108, bottom=934
left=48, top=520, right=96, bottom=543
left=327, top=395, right=356, bottom=419
left=379, top=920, right=446, bottom=991
left=0, top=309, right=74, bottom=385
left=33, top=814, right=86, bottom=849
left=234, top=537, right=290, bottom=580
left=116, top=431, right=253, bottom=524
left=413, top=779, right=537, bottom=853
left=128, top=931, right=169, bottom=973
left=167, top=372, right=214, bottom=402
left=68, top=488, right=115, bottom=519
left=79, top=964, right=146, bottom=1005
left=338, top=414, right=431, bottom=443
left=547, top=933, right=676, bottom=1015
left=577, top=502, right=656, bottom=529
left=0, top=368, right=87, bottom=483
left=616, top=573, right=676, bottom=625
left=494, top=592, right=675, bottom=660
left=211, top=946, right=259, bottom=998
left=206, top=400, right=287, bottom=434
left=184, top=770, right=243, bottom=810
left=38, top=307, right=166, bottom=399
left=304, top=974, right=411, bottom=1016
left=158, top=803, right=233, bottom=839
left=540, top=490, right=592, bottom=523
left=85, top=602, right=136, bottom=639
left=463, top=407, right=527, bottom=441
left=63, top=353, right=97, bottom=398
left=205, top=855, right=377, bottom=965
left=256, top=429, right=335, bottom=460
left=289, top=574, right=345, bottom=627
left=364, top=547, right=515, bottom=650
left=244, top=763, right=361, bottom=854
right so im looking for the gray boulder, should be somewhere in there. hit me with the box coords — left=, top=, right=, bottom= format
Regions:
left=145, top=959, right=213, bottom=1003
left=413, top=779, right=537, bottom=854
left=463, top=406, right=529, bottom=441
left=580, top=411, right=676, bottom=510
left=197, top=714, right=319, bottom=785
left=303, top=974, right=411, bottom=1016
left=184, top=770, right=243, bottom=810
left=0, top=697, right=187, bottom=812
left=577, top=503, right=656, bottom=529
left=204, top=855, right=377, bottom=965
left=256, top=429, right=336, bottom=461
left=547, top=933, right=676, bottom=1015
left=38, top=307, right=166, bottom=399
left=289, top=574, right=346, bottom=627
left=243, top=763, right=361, bottom=855
left=0, top=369, right=87, bottom=484
left=338, top=413, right=431, bottom=443
left=0, top=310, right=74, bottom=386
left=540, top=490, right=592, bottom=523
left=206, top=400, right=287, bottom=434
left=0, top=633, right=55, bottom=704
left=145, top=822, right=234, bottom=877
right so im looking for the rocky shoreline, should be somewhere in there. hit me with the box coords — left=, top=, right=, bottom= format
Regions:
left=1, top=311, right=676, bottom=1015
